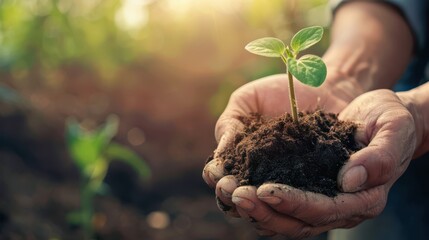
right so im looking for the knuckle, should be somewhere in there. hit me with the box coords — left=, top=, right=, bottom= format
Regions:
left=358, top=188, right=387, bottom=219
left=311, top=213, right=340, bottom=226
left=397, top=110, right=414, bottom=124
left=258, top=212, right=274, bottom=224
left=285, top=192, right=308, bottom=216
left=373, top=148, right=396, bottom=184
left=366, top=200, right=386, bottom=218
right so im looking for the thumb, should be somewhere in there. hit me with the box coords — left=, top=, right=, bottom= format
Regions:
left=338, top=110, right=415, bottom=192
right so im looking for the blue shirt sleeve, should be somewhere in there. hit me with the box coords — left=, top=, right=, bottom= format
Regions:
left=331, top=0, right=427, bottom=51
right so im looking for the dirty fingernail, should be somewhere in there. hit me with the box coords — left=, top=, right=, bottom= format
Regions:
left=220, top=188, right=232, bottom=198
left=232, top=197, right=255, bottom=211
left=208, top=172, right=218, bottom=184
left=205, top=160, right=223, bottom=183
left=342, top=165, right=367, bottom=192
left=217, top=175, right=238, bottom=194
left=258, top=196, right=282, bottom=205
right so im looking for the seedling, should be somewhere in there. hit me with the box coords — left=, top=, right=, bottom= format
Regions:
left=66, top=115, right=151, bottom=240
left=245, top=26, right=327, bottom=123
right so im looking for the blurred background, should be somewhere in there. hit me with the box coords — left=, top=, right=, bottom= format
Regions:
left=0, top=0, right=331, bottom=239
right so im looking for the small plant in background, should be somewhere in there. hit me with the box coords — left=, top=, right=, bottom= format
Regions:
left=245, top=26, right=327, bottom=123
left=66, top=115, right=150, bottom=240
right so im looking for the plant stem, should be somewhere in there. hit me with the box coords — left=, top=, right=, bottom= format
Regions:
left=287, top=71, right=299, bottom=124
left=81, top=181, right=95, bottom=240
left=280, top=54, right=299, bottom=124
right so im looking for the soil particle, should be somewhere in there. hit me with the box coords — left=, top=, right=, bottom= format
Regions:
left=219, top=111, right=361, bottom=197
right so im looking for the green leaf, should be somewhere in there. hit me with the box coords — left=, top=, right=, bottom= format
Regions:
left=287, top=55, right=327, bottom=87
left=245, top=37, right=285, bottom=57
left=104, top=143, right=151, bottom=180
left=65, top=115, right=119, bottom=173
left=87, top=158, right=108, bottom=188
left=93, top=114, right=119, bottom=153
left=290, top=26, right=323, bottom=53
left=66, top=118, right=100, bottom=170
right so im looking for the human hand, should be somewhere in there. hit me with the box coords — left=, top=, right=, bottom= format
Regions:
left=202, top=72, right=357, bottom=224
left=218, top=89, right=418, bottom=238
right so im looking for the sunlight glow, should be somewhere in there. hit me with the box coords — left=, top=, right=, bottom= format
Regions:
left=163, top=0, right=243, bottom=15
left=115, top=0, right=152, bottom=31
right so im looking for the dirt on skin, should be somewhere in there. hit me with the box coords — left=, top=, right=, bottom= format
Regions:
left=218, top=111, right=361, bottom=197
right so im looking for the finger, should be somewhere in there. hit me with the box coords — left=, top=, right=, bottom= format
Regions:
left=215, top=85, right=255, bottom=143
left=214, top=114, right=244, bottom=159
left=339, top=110, right=415, bottom=192
left=215, top=196, right=240, bottom=218
left=202, top=158, right=224, bottom=188
left=232, top=186, right=316, bottom=239
left=215, top=175, right=239, bottom=207
left=214, top=84, right=261, bottom=153
left=257, top=183, right=386, bottom=227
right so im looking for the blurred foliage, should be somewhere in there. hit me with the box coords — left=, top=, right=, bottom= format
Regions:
left=0, top=0, right=332, bottom=164
left=0, top=0, right=330, bottom=82
left=66, top=115, right=150, bottom=239
left=0, top=1, right=333, bottom=238
left=66, top=114, right=150, bottom=184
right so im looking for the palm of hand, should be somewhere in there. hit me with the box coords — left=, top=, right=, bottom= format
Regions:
left=214, top=74, right=348, bottom=144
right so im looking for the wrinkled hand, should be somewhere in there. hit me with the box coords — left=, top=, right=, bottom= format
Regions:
left=209, top=90, right=416, bottom=239
left=202, top=73, right=358, bottom=235
left=245, top=89, right=416, bottom=238
left=205, top=87, right=417, bottom=238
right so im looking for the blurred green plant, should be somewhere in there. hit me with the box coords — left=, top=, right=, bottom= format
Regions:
left=0, top=0, right=136, bottom=79
left=0, top=0, right=330, bottom=79
left=245, top=26, right=326, bottom=123
left=66, top=115, right=150, bottom=240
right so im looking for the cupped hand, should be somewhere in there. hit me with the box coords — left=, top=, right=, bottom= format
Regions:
left=225, top=89, right=417, bottom=238
left=202, top=72, right=355, bottom=225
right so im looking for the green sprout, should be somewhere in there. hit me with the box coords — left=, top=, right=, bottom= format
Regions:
left=245, top=26, right=327, bottom=123
left=66, top=115, right=151, bottom=240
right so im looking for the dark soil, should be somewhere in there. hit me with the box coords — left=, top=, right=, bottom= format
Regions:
left=219, top=111, right=361, bottom=197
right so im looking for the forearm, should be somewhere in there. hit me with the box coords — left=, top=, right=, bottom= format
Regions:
left=323, top=1, right=414, bottom=101
left=397, top=82, right=429, bottom=158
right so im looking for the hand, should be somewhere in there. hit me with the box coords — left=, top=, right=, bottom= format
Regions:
left=217, top=89, right=417, bottom=238
left=202, top=72, right=357, bottom=232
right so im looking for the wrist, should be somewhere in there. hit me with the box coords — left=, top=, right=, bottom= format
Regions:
left=397, top=87, right=429, bottom=158
left=321, top=64, right=365, bottom=104
left=315, top=65, right=365, bottom=113
left=324, top=1, right=413, bottom=94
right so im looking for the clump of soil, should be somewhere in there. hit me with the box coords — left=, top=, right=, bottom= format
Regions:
left=219, top=111, right=361, bottom=197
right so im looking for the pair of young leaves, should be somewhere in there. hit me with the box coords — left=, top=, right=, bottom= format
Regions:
left=245, top=26, right=326, bottom=87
